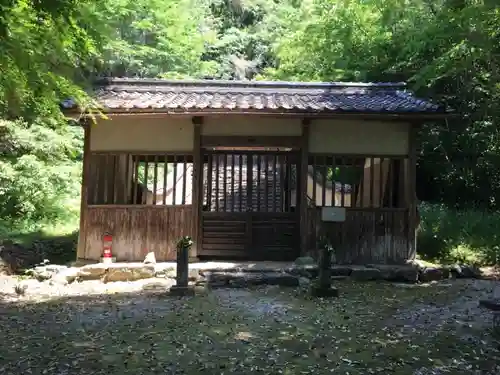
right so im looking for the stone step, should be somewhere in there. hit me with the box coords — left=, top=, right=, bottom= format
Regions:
left=200, top=271, right=299, bottom=288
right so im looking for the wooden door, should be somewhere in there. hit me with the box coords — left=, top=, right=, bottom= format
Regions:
left=200, top=149, right=299, bottom=260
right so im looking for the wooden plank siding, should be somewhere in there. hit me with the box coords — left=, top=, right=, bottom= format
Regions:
left=306, top=208, right=409, bottom=264
left=84, top=206, right=194, bottom=261
left=305, top=153, right=411, bottom=264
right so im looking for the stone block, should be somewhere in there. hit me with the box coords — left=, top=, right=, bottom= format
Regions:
left=420, top=267, right=450, bottom=283
left=102, top=265, right=155, bottom=283
left=294, top=256, right=316, bottom=266
left=350, top=267, right=382, bottom=281
left=368, top=264, right=419, bottom=283
left=77, top=264, right=108, bottom=280
left=331, top=266, right=352, bottom=277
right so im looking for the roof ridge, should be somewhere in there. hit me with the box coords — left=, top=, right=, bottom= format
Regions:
left=95, top=77, right=407, bottom=90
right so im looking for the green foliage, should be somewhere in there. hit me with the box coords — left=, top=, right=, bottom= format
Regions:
left=0, top=119, right=82, bottom=233
left=418, top=203, right=500, bottom=265
left=0, top=0, right=101, bottom=119
left=267, top=0, right=500, bottom=209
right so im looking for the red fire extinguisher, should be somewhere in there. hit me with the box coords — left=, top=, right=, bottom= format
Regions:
left=102, top=233, right=113, bottom=262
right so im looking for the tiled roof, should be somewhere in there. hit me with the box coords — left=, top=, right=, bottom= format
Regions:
left=62, top=78, right=444, bottom=114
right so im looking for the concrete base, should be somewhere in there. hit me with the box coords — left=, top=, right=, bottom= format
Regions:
left=169, top=285, right=195, bottom=297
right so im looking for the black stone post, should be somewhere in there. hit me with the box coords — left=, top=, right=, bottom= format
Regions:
left=310, top=241, right=339, bottom=298
left=169, top=236, right=195, bottom=296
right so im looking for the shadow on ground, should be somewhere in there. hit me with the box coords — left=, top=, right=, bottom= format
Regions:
left=1, top=280, right=500, bottom=375
left=0, top=230, right=78, bottom=273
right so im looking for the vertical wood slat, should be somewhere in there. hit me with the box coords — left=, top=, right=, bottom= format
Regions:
left=273, top=154, right=277, bottom=212
left=246, top=153, right=253, bottom=212
left=369, top=157, right=374, bottom=208
left=257, top=154, right=262, bottom=211
left=77, top=121, right=91, bottom=260
left=358, top=157, right=364, bottom=208
left=312, top=154, right=317, bottom=207
left=207, top=154, right=213, bottom=209
left=238, top=154, right=243, bottom=212
left=192, top=119, right=202, bottom=260
left=103, top=154, right=109, bottom=204
left=153, top=155, right=158, bottom=205
left=182, top=156, right=187, bottom=205
left=299, top=119, right=310, bottom=256
left=223, top=154, right=227, bottom=211
left=163, top=154, right=168, bottom=205
left=322, top=155, right=327, bottom=206
left=262, top=154, right=267, bottom=211
left=330, top=155, right=336, bottom=206
left=172, top=154, right=177, bottom=205
left=231, top=154, right=235, bottom=212
left=124, top=153, right=130, bottom=205
left=215, top=154, right=220, bottom=211
left=388, top=160, right=394, bottom=208
left=132, top=156, right=139, bottom=205
left=280, top=155, right=286, bottom=212
left=340, top=156, right=346, bottom=208
left=143, top=157, right=149, bottom=205
left=408, top=123, right=418, bottom=259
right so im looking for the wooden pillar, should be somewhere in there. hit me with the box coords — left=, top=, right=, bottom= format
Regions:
left=76, top=118, right=91, bottom=261
left=407, top=122, right=418, bottom=260
left=299, top=119, right=311, bottom=256
left=191, top=116, right=203, bottom=261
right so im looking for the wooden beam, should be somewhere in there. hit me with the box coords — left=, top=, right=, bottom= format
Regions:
left=77, top=119, right=91, bottom=260
left=201, top=135, right=302, bottom=148
left=191, top=116, right=203, bottom=261
left=67, top=108, right=457, bottom=122
left=407, top=122, right=418, bottom=260
left=299, top=119, right=311, bottom=256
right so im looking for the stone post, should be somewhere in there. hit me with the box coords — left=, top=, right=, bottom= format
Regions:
left=310, top=241, right=339, bottom=298
left=169, top=236, right=195, bottom=296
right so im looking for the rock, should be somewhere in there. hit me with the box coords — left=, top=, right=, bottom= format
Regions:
left=52, top=267, right=80, bottom=285
left=331, top=266, right=352, bottom=277
left=103, top=265, right=155, bottom=283
left=294, top=256, right=316, bottom=266
left=225, top=272, right=300, bottom=288
left=287, top=265, right=318, bottom=278
left=28, top=264, right=70, bottom=282
left=155, top=267, right=176, bottom=278
left=420, top=267, right=450, bottom=283
left=141, top=279, right=173, bottom=291
left=77, top=264, right=108, bottom=280
left=368, top=264, right=419, bottom=283
left=202, top=271, right=229, bottom=288
left=143, top=252, right=156, bottom=264
left=188, top=269, right=201, bottom=281
left=29, top=266, right=53, bottom=281
left=450, top=264, right=482, bottom=279
left=350, top=267, right=382, bottom=281
left=299, top=276, right=311, bottom=288
left=0, top=240, right=44, bottom=274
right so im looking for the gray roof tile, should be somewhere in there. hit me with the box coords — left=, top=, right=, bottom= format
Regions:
left=63, top=78, right=445, bottom=114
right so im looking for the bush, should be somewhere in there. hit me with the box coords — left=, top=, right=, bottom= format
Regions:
left=0, top=119, right=82, bottom=232
left=418, top=202, right=500, bottom=265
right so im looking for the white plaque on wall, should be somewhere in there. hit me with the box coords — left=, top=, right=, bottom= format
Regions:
left=321, top=207, right=346, bottom=222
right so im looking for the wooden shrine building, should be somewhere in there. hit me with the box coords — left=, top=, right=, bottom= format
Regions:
left=65, top=78, right=449, bottom=264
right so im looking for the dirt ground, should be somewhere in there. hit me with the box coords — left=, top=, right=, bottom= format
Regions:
left=0, top=278, right=499, bottom=374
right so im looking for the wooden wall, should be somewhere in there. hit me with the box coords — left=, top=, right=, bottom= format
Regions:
left=83, top=206, right=194, bottom=261
left=306, top=207, right=410, bottom=264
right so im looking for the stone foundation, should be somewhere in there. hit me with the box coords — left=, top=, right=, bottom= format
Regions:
left=23, top=260, right=486, bottom=288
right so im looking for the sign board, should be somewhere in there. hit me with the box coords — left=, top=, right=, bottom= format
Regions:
left=321, top=207, right=346, bottom=222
